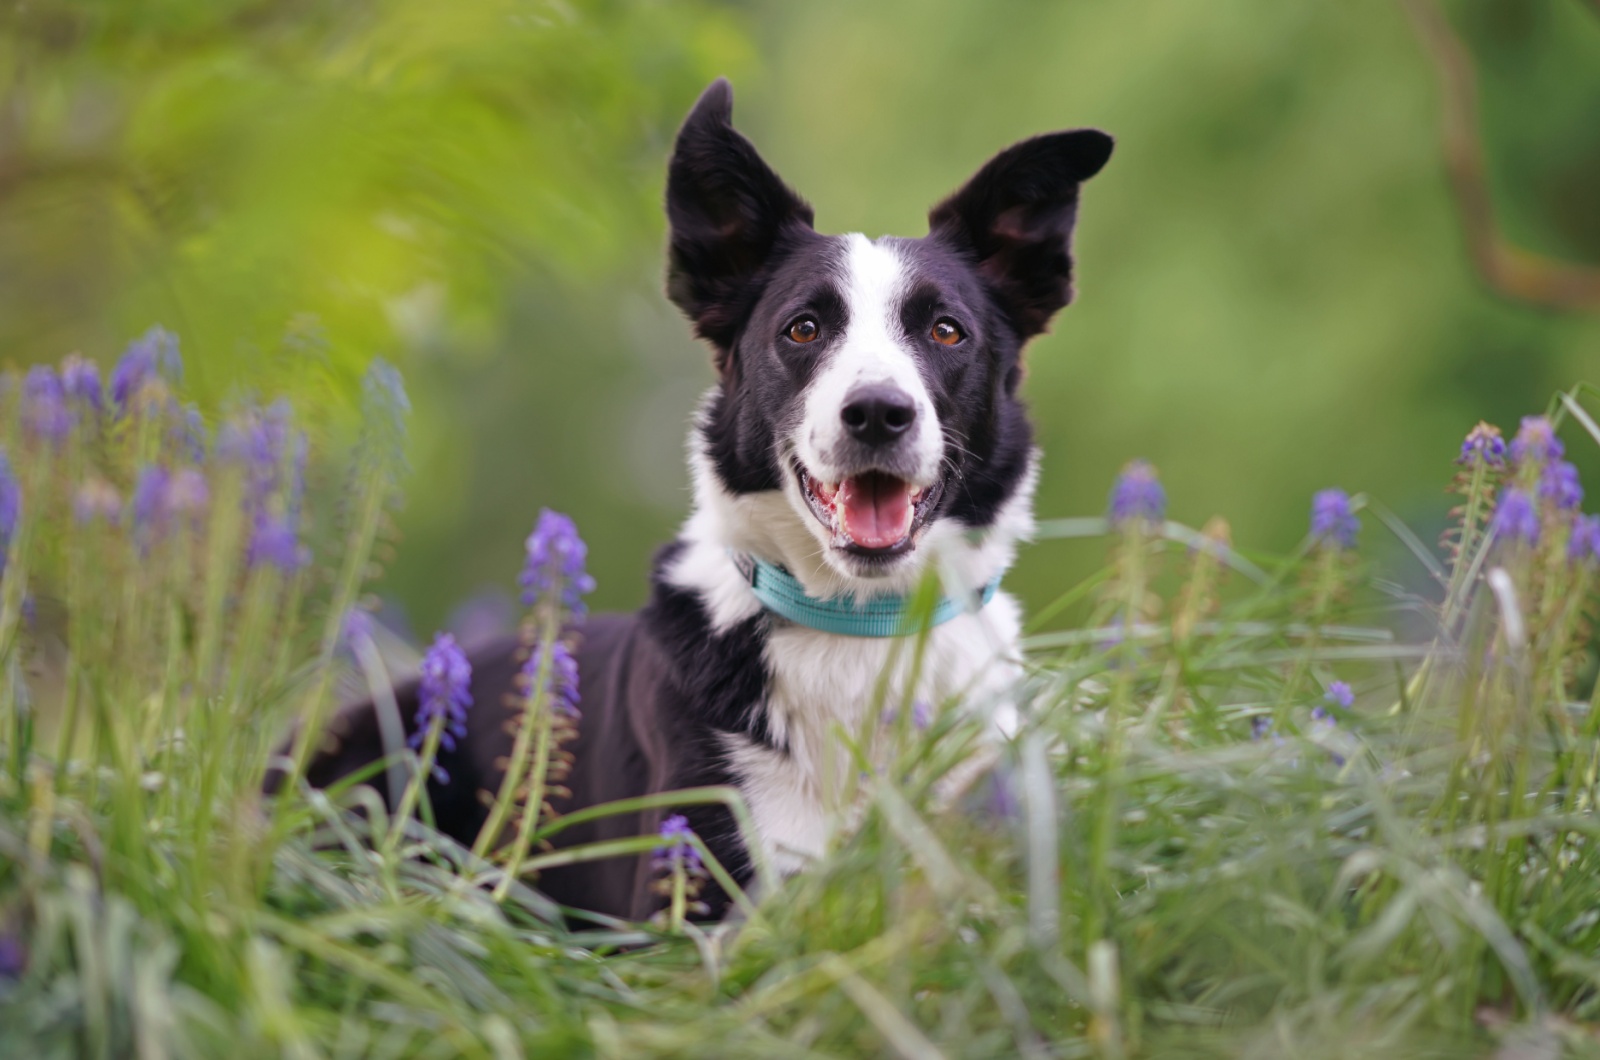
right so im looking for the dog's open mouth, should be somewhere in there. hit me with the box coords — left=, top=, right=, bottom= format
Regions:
left=796, top=463, right=941, bottom=557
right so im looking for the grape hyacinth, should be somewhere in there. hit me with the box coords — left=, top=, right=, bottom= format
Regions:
left=653, top=814, right=705, bottom=878
left=131, top=466, right=171, bottom=547
left=1509, top=415, right=1564, bottom=468
left=111, top=327, right=182, bottom=413
left=172, top=406, right=207, bottom=464
left=1492, top=488, right=1540, bottom=546
left=0, top=934, right=24, bottom=981
left=0, top=450, right=19, bottom=562
left=23, top=366, right=70, bottom=443
left=1539, top=461, right=1583, bottom=511
left=1310, top=489, right=1359, bottom=550
left=248, top=514, right=306, bottom=572
left=474, top=508, right=595, bottom=876
left=520, top=509, right=597, bottom=617
left=60, top=355, right=102, bottom=414
left=1570, top=514, right=1600, bottom=567
left=219, top=401, right=309, bottom=572
left=1457, top=422, right=1506, bottom=468
left=1108, top=459, right=1166, bottom=528
left=523, top=640, right=580, bottom=719
left=218, top=400, right=293, bottom=498
left=411, top=633, right=473, bottom=780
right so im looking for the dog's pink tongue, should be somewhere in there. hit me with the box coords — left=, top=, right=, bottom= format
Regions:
left=839, top=472, right=913, bottom=550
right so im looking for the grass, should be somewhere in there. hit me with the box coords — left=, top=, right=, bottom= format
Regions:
left=3, top=342, right=1600, bottom=1058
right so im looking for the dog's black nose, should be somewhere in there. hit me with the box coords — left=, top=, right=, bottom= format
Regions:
left=841, top=385, right=917, bottom=447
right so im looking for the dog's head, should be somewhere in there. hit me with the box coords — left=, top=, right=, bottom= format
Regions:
left=667, top=79, right=1111, bottom=596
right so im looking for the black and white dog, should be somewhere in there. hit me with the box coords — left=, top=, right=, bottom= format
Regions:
left=294, top=80, right=1111, bottom=920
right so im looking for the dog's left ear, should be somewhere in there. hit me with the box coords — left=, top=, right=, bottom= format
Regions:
left=929, top=129, right=1113, bottom=340
left=666, top=79, right=815, bottom=361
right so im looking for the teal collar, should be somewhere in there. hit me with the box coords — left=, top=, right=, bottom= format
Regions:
left=732, top=552, right=1000, bottom=638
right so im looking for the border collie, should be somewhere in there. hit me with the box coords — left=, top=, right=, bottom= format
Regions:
left=290, top=79, right=1112, bottom=921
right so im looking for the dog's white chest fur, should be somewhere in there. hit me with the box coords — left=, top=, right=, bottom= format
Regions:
left=725, top=594, right=1023, bottom=874
left=666, top=440, right=1035, bottom=876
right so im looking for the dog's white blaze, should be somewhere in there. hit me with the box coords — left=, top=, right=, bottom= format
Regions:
left=794, top=234, right=942, bottom=489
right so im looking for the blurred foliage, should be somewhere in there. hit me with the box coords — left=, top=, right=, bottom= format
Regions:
left=2, top=0, right=1598, bottom=633
left=0, top=0, right=750, bottom=437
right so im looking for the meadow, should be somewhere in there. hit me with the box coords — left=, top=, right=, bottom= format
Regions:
left=2, top=334, right=1599, bottom=1058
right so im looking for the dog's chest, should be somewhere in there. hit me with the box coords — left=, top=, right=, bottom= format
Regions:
left=722, top=595, right=1022, bottom=875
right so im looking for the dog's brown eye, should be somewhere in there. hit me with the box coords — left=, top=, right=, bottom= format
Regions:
left=931, top=319, right=964, bottom=346
left=787, top=317, right=820, bottom=344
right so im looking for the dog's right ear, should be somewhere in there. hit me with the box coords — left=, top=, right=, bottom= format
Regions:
left=666, top=79, right=814, bottom=361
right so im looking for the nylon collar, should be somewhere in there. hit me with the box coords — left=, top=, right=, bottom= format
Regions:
left=731, top=552, right=999, bottom=638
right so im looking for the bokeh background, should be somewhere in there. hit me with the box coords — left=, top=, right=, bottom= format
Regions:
left=3, top=0, right=1598, bottom=636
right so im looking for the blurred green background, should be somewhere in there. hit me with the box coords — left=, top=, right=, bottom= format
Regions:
left=3, top=0, right=1598, bottom=636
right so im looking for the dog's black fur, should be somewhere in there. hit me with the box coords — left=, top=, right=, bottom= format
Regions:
left=273, top=79, right=1111, bottom=922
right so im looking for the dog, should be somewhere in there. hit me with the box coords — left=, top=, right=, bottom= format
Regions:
left=283, top=79, right=1112, bottom=921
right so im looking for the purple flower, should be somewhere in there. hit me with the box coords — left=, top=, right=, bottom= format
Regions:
left=1509, top=416, right=1564, bottom=468
left=73, top=479, right=122, bottom=525
left=1324, top=681, right=1354, bottom=710
left=131, top=465, right=170, bottom=544
left=111, top=327, right=181, bottom=413
left=1310, top=489, right=1359, bottom=550
left=1539, top=461, right=1583, bottom=511
left=0, top=450, right=19, bottom=546
left=0, top=933, right=24, bottom=980
left=1456, top=422, right=1506, bottom=468
left=412, top=633, right=473, bottom=777
left=1251, top=715, right=1274, bottom=740
left=1570, top=514, right=1600, bottom=566
left=1108, top=459, right=1166, bottom=527
left=519, top=509, right=597, bottom=618
left=60, top=355, right=102, bottom=414
left=218, top=401, right=292, bottom=500
left=127, top=466, right=206, bottom=543
left=522, top=639, right=581, bottom=718
left=23, top=366, right=71, bottom=443
left=653, top=814, right=705, bottom=877
left=1492, top=488, right=1540, bottom=546
left=248, top=514, right=307, bottom=572
left=171, top=405, right=207, bottom=464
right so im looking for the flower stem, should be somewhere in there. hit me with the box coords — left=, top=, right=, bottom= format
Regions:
left=382, top=711, right=445, bottom=861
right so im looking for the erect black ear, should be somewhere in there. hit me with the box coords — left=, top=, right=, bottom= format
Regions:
left=928, top=130, right=1113, bottom=340
left=665, top=79, right=815, bottom=360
